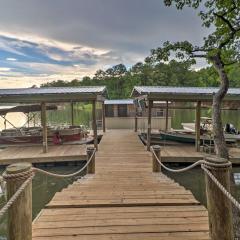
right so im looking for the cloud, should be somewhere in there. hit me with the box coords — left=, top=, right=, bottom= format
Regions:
left=6, top=58, right=17, bottom=61
left=0, top=0, right=210, bottom=87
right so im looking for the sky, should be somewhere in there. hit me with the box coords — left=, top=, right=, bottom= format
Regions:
left=0, top=0, right=209, bottom=88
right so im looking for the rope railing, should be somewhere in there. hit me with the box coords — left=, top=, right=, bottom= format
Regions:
left=151, top=146, right=240, bottom=211
left=0, top=147, right=96, bottom=219
left=0, top=173, right=34, bottom=218
left=33, top=148, right=96, bottom=178
left=151, top=146, right=231, bottom=172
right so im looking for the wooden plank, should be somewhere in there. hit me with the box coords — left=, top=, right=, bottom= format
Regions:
left=33, top=129, right=209, bottom=239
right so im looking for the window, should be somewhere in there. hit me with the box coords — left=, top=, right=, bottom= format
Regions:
left=105, top=105, right=114, bottom=117
left=118, top=104, right=128, bottom=117
left=156, top=109, right=164, bottom=117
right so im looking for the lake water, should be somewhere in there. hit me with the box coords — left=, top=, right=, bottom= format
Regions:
left=0, top=105, right=240, bottom=238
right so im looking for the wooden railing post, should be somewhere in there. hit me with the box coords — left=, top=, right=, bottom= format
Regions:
left=152, top=145, right=161, bottom=172
left=87, top=147, right=95, bottom=174
left=204, top=156, right=234, bottom=240
left=6, top=163, right=32, bottom=240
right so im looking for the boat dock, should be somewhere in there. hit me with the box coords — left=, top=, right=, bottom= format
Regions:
left=0, top=144, right=87, bottom=166
left=161, top=145, right=240, bottom=164
left=32, top=130, right=210, bottom=239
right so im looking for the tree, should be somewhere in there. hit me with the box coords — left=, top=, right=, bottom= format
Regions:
left=149, top=0, right=240, bottom=237
left=150, top=0, right=240, bottom=159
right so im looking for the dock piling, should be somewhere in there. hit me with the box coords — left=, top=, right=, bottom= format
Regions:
left=6, top=162, right=32, bottom=240
left=87, top=147, right=95, bottom=174
left=204, top=156, right=234, bottom=240
left=152, top=145, right=161, bottom=172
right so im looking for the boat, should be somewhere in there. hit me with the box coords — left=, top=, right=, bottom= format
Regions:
left=181, top=117, right=240, bottom=141
left=0, top=104, right=91, bottom=145
left=0, top=126, right=88, bottom=145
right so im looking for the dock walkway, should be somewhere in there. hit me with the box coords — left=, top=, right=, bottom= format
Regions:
left=33, top=130, right=209, bottom=240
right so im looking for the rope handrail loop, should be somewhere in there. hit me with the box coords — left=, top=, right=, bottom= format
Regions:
left=150, top=146, right=232, bottom=173
left=150, top=146, right=240, bottom=211
left=0, top=173, right=34, bottom=219
left=32, top=148, right=96, bottom=178
left=202, top=165, right=240, bottom=211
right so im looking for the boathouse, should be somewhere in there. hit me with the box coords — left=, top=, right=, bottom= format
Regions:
left=0, top=86, right=107, bottom=154
left=104, top=99, right=171, bottom=130
left=132, top=86, right=240, bottom=151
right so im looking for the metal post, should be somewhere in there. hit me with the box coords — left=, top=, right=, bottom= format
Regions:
left=86, top=147, right=95, bottom=174
left=6, top=163, right=32, bottom=240
left=152, top=145, right=161, bottom=172
left=92, top=100, right=98, bottom=150
left=204, top=156, right=234, bottom=240
left=147, top=100, right=153, bottom=151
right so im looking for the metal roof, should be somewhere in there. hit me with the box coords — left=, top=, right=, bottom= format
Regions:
left=0, top=86, right=107, bottom=103
left=104, top=99, right=134, bottom=105
left=131, top=86, right=240, bottom=101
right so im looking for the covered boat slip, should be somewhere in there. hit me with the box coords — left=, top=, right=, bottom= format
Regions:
left=132, top=86, right=240, bottom=152
left=0, top=87, right=107, bottom=156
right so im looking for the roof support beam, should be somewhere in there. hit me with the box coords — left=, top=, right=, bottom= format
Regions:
left=92, top=100, right=98, bottom=151
left=41, top=102, right=48, bottom=153
left=165, top=101, right=169, bottom=132
left=71, top=101, right=74, bottom=126
left=195, top=101, right=201, bottom=152
left=147, top=100, right=153, bottom=151
left=102, top=102, right=106, bottom=133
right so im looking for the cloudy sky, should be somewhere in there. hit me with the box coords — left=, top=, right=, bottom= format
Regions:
left=0, top=0, right=209, bottom=88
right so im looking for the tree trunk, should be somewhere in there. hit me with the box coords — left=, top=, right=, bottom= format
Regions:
left=211, top=53, right=240, bottom=239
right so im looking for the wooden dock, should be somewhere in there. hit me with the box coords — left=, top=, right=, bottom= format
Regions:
left=0, top=144, right=86, bottom=166
left=161, top=145, right=240, bottom=164
left=33, top=130, right=209, bottom=240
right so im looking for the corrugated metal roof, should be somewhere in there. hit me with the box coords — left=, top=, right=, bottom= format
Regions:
left=104, top=99, right=134, bottom=105
left=0, top=86, right=107, bottom=96
left=133, top=86, right=240, bottom=95
left=0, top=86, right=107, bottom=103
left=131, top=86, right=240, bottom=101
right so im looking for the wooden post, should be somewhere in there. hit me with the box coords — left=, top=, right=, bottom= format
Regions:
left=71, top=101, right=74, bottom=126
left=86, top=146, right=95, bottom=174
left=102, top=102, right=106, bottom=133
left=41, top=102, right=48, bottom=153
left=147, top=100, right=153, bottom=151
left=6, top=162, right=32, bottom=240
left=195, top=101, right=201, bottom=152
left=165, top=101, right=169, bottom=132
left=134, top=115, right=138, bottom=132
left=92, top=100, right=98, bottom=150
left=204, top=156, right=234, bottom=240
left=4, top=116, right=6, bottom=129
left=152, top=145, right=161, bottom=172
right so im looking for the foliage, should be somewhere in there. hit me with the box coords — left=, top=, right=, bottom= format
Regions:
left=41, top=61, right=240, bottom=99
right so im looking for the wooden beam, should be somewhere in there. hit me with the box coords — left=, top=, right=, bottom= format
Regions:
left=195, top=101, right=201, bottom=152
left=134, top=106, right=138, bottom=132
left=71, top=101, right=74, bottom=126
left=41, top=102, right=48, bottom=153
left=92, top=100, right=98, bottom=150
left=147, top=100, right=153, bottom=151
left=6, top=163, right=32, bottom=240
left=165, top=101, right=169, bottom=132
left=102, top=102, right=106, bottom=133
